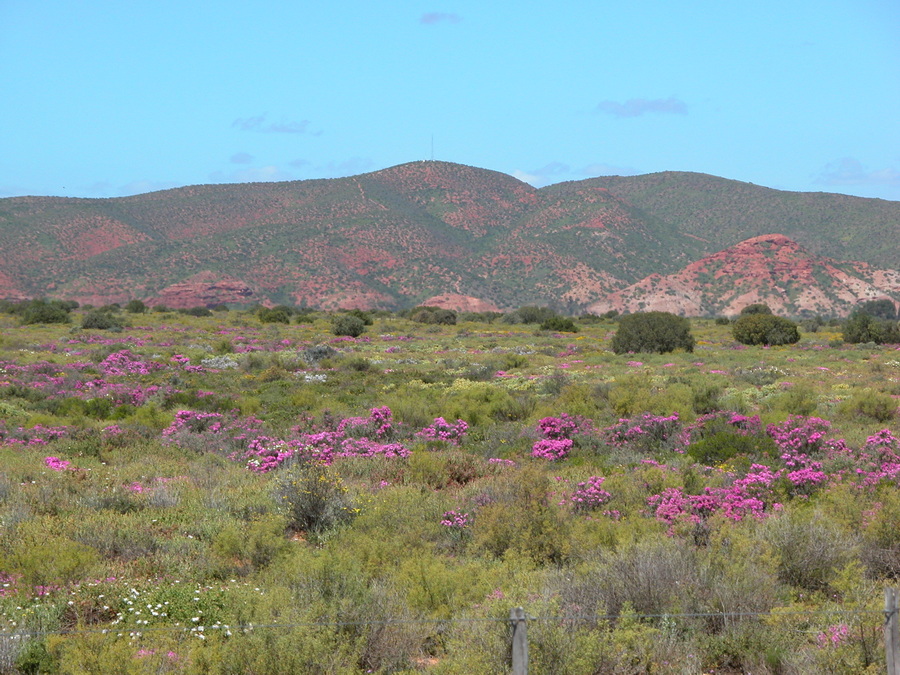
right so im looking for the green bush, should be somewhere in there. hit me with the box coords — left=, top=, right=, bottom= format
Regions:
left=258, top=307, right=291, bottom=324
left=539, top=315, right=579, bottom=332
left=855, top=298, right=897, bottom=320
left=836, top=388, right=897, bottom=422
left=19, top=300, right=71, bottom=325
left=502, top=305, right=558, bottom=325
left=842, top=311, right=900, bottom=344
left=410, top=306, right=457, bottom=325
left=610, top=311, right=695, bottom=354
left=124, top=299, right=147, bottom=314
left=81, top=310, right=124, bottom=330
left=732, top=314, right=800, bottom=346
left=331, top=314, right=366, bottom=337
left=274, top=460, right=357, bottom=534
left=739, top=303, right=773, bottom=315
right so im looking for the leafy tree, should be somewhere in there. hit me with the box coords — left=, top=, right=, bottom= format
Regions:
left=855, top=298, right=897, bottom=321
left=540, top=315, right=578, bottom=333
left=19, top=299, right=71, bottom=325
left=124, top=299, right=147, bottom=314
left=842, top=311, right=900, bottom=344
left=739, top=303, right=773, bottom=316
left=331, top=314, right=366, bottom=337
left=81, top=310, right=124, bottom=330
left=258, top=307, right=291, bottom=324
left=732, top=314, right=800, bottom=346
left=346, top=308, right=374, bottom=325
left=503, top=305, right=558, bottom=325
left=410, top=306, right=457, bottom=325
left=611, top=311, right=695, bottom=354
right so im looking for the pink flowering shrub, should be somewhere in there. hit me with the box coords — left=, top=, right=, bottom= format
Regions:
left=1, top=423, right=74, bottom=447
left=571, top=476, right=612, bottom=512
left=603, top=412, right=681, bottom=453
left=44, top=456, right=73, bottom=471
left=99, top=349, right=162, bottom=376
left=531, top=438, right=573, bottom=461
left=440, top=510, right=471, bottom=529
left=530, top=414, right=591, bottom=460
left=417, top=417, right=468, bottom=446
left=816, top=623, right=850, bottom=648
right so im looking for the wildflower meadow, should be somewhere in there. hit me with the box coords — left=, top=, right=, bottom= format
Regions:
left=0, top=305, right=898, bottom=673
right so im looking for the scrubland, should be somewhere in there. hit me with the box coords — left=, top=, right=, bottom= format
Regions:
left=0, top=308, right=898, bottom=674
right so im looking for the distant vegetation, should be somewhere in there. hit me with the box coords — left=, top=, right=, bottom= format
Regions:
left=1, top=162, right=898, bottom=316
left=611, top=311, right=695, bottom=354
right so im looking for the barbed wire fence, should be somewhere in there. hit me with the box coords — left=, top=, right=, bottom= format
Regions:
left=0, top=593, right=897, bottom=674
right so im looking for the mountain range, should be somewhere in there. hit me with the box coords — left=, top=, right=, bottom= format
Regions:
left=1, top=161, right=898, bottom=317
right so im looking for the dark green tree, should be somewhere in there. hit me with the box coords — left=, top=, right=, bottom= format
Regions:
left=739, top=303, right=773, bottom=316
left=611, top=311, right=695, bottom=354
left=732, top=314, right=800, bottom=346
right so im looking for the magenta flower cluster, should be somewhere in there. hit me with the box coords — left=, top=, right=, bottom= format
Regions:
left=44, top=456, right=73, bottom=471
left=417, top=417, right=468, bottom=445
left=571, top=476, right=612, bottom=511
left=531, top=414, right=588, bottom=461
left=440, top=510, right=471, bottom=529
left=100, top=349, right=163, bottom=376
left=603, top=413, right=681, bottom=452
left=816, top=623, right=850, bottom=648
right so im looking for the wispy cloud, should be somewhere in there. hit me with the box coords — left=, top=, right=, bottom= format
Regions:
left=816, top=157, right=900, bottom=188
left=230, top=152, right=254, bottom=164
left=595, top=97, right=687, bottom=118
left=232, top=114, right=312, bottom=134
left=511, top=163, right=572, bottom=187
left=420, top=12, right=461, bottom=24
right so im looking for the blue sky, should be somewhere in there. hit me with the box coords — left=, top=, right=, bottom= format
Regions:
left=2, top=1, right=898, bottom=200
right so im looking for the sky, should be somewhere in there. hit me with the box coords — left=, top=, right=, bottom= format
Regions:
left=1, top=1, right=899, bottom=201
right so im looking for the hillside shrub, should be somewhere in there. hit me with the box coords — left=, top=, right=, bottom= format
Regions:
left=81, top=310, right=124, bottom=331
left=178, top=306, right=212, bottom=317
left=258, top=307, right=291, bottom=324
left=410, top=306, right=457, bottom=325
left=539, top=315, right=578, bottom=333
left=610, top=311, right=695, bottom=354
left=855, top=298, right=897, bottom=320
left=740, top=303, right=773, bottom=315
left=19, top=300, right=71, bottom=325
left=124, top=299, right=147, bottom=314
left=732, top=314, right=800, bottom=346
left=842, top=311, right=900, bottom=344
left=331, top=314, right=366, bottom=337
left=274, top=460, right=356, bottom=534
left=502, top=305, right=557, bottom=325
left=836, top=388, right=896, bottom=422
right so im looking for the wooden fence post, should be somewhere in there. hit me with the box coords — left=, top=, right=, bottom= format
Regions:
left=510, top=606, right=528, bottom=675
left=887, top=588, right=900, bottom=675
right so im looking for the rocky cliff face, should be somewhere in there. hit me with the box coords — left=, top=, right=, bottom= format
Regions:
left=587, top=234, right=900, bottom=317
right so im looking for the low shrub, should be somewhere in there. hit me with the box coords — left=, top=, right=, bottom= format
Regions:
left=611, top=311, right=695, bottom=354
left=539, top=315, right=578, bottom=332
left=732, top=314, right=800, bottom=346
left=331, top=314, right=366, bottom=337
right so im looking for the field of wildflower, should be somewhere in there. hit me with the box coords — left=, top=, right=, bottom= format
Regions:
left=0, top=306, right=898, bottom=673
